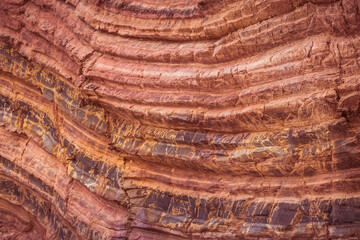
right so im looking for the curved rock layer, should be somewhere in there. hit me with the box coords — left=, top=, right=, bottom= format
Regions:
left=0, top=0, right=360, bottom=239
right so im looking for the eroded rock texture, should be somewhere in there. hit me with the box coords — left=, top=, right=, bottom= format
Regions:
left=0, top=0, right=360, bottom=239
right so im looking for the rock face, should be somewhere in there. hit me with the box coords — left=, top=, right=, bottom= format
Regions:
left=0, top=0, right=360, bottom=239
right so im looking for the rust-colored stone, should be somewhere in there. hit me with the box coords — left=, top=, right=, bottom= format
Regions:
left=0, top=0, right=360, bottom=239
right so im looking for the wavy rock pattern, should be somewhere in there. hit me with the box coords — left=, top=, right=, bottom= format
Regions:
left=0, top=0, right=360, bottom=239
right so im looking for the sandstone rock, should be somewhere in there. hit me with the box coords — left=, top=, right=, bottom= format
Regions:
left=0, top=0, right=360, bottom=239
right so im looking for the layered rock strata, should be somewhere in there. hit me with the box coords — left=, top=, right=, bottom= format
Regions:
left=0, top=0, right=360, bottom=239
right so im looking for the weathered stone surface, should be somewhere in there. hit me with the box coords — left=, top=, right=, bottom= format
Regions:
left=0, top=0, right=359, bottom=239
